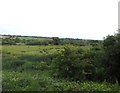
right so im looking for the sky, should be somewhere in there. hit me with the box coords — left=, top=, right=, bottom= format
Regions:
left=119, top=1, right=120, bottom=29
left=0, top=0, right=119, bottom=40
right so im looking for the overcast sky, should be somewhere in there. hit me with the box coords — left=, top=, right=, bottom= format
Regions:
left=0, top=0, right=119, bottom=40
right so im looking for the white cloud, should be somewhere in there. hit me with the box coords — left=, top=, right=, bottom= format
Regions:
left=0, top=0, right=119, bottom=40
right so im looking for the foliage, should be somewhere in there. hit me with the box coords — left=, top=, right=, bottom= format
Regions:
left=52, top=37, right=60, bottom=45
left=52, top=46, right=97, bottom=81
left=103, top=34, right=120, bottom=83
left=2, top=70, right=120, bottom=92
left=25, top=40, right=52, bottom=45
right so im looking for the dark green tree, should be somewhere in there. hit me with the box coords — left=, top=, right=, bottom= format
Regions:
left=52, top=37, right=60, bottom=45
left=103, top=34, right=120, bottom=83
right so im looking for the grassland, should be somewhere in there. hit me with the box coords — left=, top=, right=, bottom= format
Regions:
left=2, top=45, right=120, bottom=92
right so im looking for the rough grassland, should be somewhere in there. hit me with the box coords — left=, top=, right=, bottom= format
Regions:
left=2, top=45, right=120, bottom=92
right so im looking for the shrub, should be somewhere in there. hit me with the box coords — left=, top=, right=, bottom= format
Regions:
left=52, top=46, right=96, bottom=81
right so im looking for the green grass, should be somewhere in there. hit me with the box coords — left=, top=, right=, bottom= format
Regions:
left=3, top=45, right=63, bottom=55
left=2, top=45, right=120, bottom=92
left=3, top=70, right=120, bottom=92
left=2, top=45, right=91, bottom=55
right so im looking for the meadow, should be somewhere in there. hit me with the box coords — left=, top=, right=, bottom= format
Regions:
left=2, top=45, right=120, bottom=92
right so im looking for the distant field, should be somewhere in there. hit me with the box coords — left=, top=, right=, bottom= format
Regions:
left=2, top=45, right=91, bottom=55
left=2, top=45, right=64, bottom=57
left=18, top=36, right=52, bottom=41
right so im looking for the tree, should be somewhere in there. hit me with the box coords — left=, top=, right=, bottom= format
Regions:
left=103, top=34, right=120, bottom=83
left=52, top=37, right=60, bottom=45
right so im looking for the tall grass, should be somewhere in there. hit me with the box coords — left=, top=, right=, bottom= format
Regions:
left=2, top=45, right=120, bottom=91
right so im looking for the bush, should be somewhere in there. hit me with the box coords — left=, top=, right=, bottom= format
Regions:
left=52, top=46, right=96, bottom=81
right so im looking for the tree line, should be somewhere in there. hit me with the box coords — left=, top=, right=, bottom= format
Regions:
left=2, top=35, right=102, bottom=46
